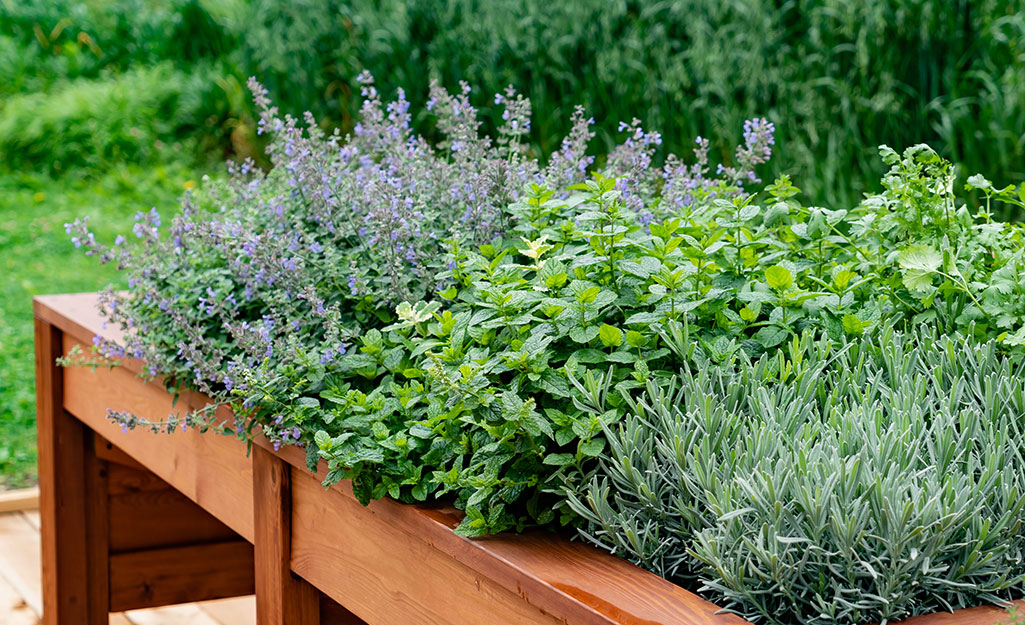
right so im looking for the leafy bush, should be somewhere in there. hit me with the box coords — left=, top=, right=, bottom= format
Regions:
left=8, top=0, right=1023, bottom=210
left=0, top=0, right=235, bottom=91
left=0, top=63, right=244, bottom=173
left=66, top=78, right=778, bottom=534
left=234, top=0, right=1025, bottom=212
left=69, top=80, right=1025, bottom=537
left=568, top=329, right=1025, bottom=623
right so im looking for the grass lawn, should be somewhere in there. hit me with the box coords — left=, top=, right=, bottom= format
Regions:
left=0, top=164, right=195, bottom=488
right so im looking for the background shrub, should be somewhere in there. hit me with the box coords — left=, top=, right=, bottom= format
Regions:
left=3, top=0, right=1023, bottom=210
left=237, top=0, right=1025, bottom=212
left=0, top=63, right=235, bottom=173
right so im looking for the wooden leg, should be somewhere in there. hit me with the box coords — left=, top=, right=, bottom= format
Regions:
left=253, top=444, right=319, bottom=625
left=36, top=319, right=109, bottom=624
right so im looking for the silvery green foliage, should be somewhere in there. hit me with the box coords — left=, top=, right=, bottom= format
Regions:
left=569, top=328, right=1025, bottom=624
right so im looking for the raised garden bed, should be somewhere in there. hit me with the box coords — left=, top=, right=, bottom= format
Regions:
left=33, top=292, right=1022, bottom=624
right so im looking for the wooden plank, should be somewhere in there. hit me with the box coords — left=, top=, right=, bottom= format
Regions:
left=252, top=445, right=321, bottom=625
left=272, top=438, right=743, bottom=625
left=290, top=467, right=563, bottom=625
left=0, top=488, right=39, bottom=513
left=123, top=603, right=224, bottom=625
left=61, top=335, right=254, bottom=543
left=34, top=293, right=126, bottom=352
left=94, top=435, right=146, bottom=470
left=21, top=510, right=41, bottom=531
left=85, top=447, right=110, bottom=625
left=123, top=603, right=225, bottom=625
left=0, top=512, right=43, bottom=617
left=36, top=318, right=106, bottom=624
left=106, top=463, right=174, bottom=497
left=108, top=487, right=239, bottom=554
left=888, top=602, right=1025, bottom=625
left=0, top=568, right=37, bottom=625
left=109, top=541, right=255, bottom=612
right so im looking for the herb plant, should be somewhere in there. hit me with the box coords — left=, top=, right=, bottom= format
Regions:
left=569, top=329, right=1025, bottom=624
left=66, top=76, right=1025, bottom=620
left=66, top=77, right=777, bottom=534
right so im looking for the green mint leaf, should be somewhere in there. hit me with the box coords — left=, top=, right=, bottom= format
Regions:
left=765, top=265, right=793, bottom=291
left=598, top=323, right=622, bottom=347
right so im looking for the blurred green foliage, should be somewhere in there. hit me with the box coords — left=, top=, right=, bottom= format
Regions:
left=311, top=0, right=1025, bottom=211
left=0, top=0, right=1023, bottom=486
left=2, top=0, right=1022, bottom=208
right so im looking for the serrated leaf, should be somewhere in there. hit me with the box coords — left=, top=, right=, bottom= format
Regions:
left=765, top=265, right=793, bottom=290
left=543, top=453, right=575, bottom=466
left=598, top=324, right=622, bottom=347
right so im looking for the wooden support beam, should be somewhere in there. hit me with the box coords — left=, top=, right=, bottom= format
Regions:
left=252, top=444, right=321, bottom=625
left=109, top=540, right=254, bottom=612
left=35, top=318, right=109, bottom=624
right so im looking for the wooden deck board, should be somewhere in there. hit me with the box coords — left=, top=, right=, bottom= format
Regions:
left=0, top=511, right=42, bottom=617
left=0, top=568, right=37, bottom=625
left=0, top=511, right=255, bottom=625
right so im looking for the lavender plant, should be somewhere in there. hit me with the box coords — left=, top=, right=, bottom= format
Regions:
left=568, top=329, right=1025, bottom=623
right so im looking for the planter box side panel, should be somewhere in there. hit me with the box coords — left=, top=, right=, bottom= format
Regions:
left=61, top=336, right=255, bottom=542
left=289, top=466, right=566, bottom=625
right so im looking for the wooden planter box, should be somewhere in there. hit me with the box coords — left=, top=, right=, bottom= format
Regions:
left=33, top=293, right=1020, bottom=625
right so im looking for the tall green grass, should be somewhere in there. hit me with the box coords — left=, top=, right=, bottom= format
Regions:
left=239, top=0, right=1025, bottom=211
left=3, top=0, right=1022, bottom=209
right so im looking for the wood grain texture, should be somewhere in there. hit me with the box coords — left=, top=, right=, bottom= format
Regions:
left=35, top=318, right=106, bottom=624
left=886, top=602, right=1025, bottom=625
left=108, top=486, right=241, bottom=553
left=0, top=567, right=37, bottom=625
left=109, top=541, right=255, bottom=612
left=0, top=512, right=43, bottom=617
left=60, top=334, right=254, bottom=542
left=194, top=596, right=257, bottom=625
left=94, top=435, right=147, bottom=470
left=84, top=445, right=109, bottom=625
left=290, top=466, right=565, bottom=625
left=0, top=488, right=39, bottom=513
left=271, top=438, right=742, bottom=625
left=105, top=455, right=239, bottom=554
left=252, top=445, right=320, bottom=625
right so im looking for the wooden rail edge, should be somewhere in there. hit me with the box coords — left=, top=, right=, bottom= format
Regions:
left=0, top=487, right=39, bottom=513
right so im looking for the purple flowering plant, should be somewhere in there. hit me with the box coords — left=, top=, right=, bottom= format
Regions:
left=66, top=76, right=1025, bottom=535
